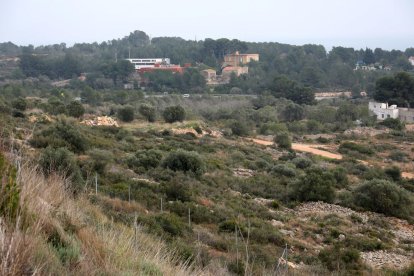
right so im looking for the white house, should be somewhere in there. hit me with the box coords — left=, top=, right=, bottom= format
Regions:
left=368, top=102, right=399, bottom=120
left=125, top=58, right=171, bottom=70
left=409, top=56, right=414, bottom=66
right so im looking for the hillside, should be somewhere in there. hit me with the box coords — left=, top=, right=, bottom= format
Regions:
left=1, top=30, right=413, bottom=94
left=0, top=89, right=414, bottom=275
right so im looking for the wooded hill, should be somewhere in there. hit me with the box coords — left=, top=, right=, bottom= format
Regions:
left=1, top=30, right=413, bottom=93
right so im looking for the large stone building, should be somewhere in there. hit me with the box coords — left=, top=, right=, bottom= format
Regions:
left=223, top=51, right=259, bottom=67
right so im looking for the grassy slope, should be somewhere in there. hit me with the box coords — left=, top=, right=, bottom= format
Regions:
left=0, top=153, right=210, bottom=275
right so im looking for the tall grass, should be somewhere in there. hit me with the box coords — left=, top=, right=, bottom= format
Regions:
left=0, top=152, right=210, bottom=275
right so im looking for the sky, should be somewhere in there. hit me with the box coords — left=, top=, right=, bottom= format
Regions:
left=1, top=0, right=413, bottom=51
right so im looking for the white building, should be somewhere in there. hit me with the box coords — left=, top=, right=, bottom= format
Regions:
left=368, top=102, right=399, bottom=120
left=409, top=56, right=414, bottom=66
left=125, top=58, right=171, bottom=70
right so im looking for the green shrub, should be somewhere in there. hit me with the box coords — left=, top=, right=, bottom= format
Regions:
left=388, top=150, right=409, bottom=162
left=164, top=176, right=193, bottom=202
left=331, top=166, right=349, bottom=188
left=139, top=104, right=156, bottom=122
left=162, top=150, right=204, bottom=176
left=258, top=122, right=288, bottom=135
left=117, top=106, right=135, bottom=122
left=47, top=97, right=67, bottom=115
left=274, top=132, right=291, bottom=150
left=31, top=119, right=88, bottom=153
left=339, top=142, right=373, bottom=155
left=292, top=157, right=312, bottom=169
left=380, top=118, right=404, bottom=131
left=290, top=167, right=336, bottom=203
left=384, top=166, right=401, bottom=181
left=271, top=163, right=296, bottom=177
left=229, top=120, right=249, bottom=136
left=193, top=125, right=203, bottom=134
left=353, top=179, right=413, bottom=219
left=39, top=147, right=83, bottom=192
left=155, top=213, right=188, bottom=237
left=84, top=149, right=113, bottom=174
left=318, top=245, right=362, bottom=272
left=162, top=105, right=185, bottom=123
left=0, top=152, right=19, bottom=220
left=127, top=149, right=163, bottom=171
left=11, top=97, right=27, bottom=111
left=66, top=101, right=85, bottom=118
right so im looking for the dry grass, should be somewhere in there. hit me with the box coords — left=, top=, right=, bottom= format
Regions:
left=0, top=154, right=211, bottom=275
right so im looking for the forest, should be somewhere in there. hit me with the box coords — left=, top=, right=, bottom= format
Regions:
left=1, top=30, right=413, bottom=95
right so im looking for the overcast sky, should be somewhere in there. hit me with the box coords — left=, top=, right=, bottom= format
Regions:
left=1, top=0, right=413, bottom=50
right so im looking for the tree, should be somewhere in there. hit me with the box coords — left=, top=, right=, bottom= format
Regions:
left=274, top=132, right=292, bottom=150
left=66, top=101, right=85, bottom=118
left=11, top=97, right=27, bottom=111
left=163, top=105, right=186, bottom=123
left=353, top=179, right=413, bottom=219
left=117, top=106, right=135, bottom=122
left=162, top=150, right=205, bottom=176
left=269, top=75, right=314, bottom=105
left=282, top=103, right=304, bottom=122
left=374, top=72, right=414, bottom=107
left=229, top=120, right=249, bottom=136
left=363, top=48, right=375, bottom=64
left=139, top=104, right=156, bottom=122
left=290, top=167, right=336, bottom=203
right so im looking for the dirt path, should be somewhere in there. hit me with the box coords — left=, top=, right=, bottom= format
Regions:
left=292, top=143, right=343, bottom=160
left=402, top=172, right=414, bottom=179
left=250, top=138, right=343, bottom=160
left=251, top=138, right=414, bottom=179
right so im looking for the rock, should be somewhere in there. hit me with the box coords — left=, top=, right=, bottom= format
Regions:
left=338, top=234, right=346, bottom=241
left=270, top=219, right=284, bottom=228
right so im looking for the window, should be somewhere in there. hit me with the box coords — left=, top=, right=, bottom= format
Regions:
left=387, top=114, right=390, bottom=118
left=381, top=114, right=384, bottom=118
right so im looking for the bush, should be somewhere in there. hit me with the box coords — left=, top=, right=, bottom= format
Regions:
left=331, top=166, right=349, bottom=188
left=117, top=106, right=135, bottom=122
left=229, top=120, right=249, bottom=136
left=290, top=167, right=336, bottom=203
left=162, top=150, right=204, bottom=176
left=292, top=157, right=312, bottom=169
left=353, top=179, right=413, bottom=219
left=66, top=101, right=85, bottom=118
left=274, top=132, right=292, bottom=150
left=339, top=142, right=373, bottom=155
left=39, top=147, right=83, bottom=192
left=84, top=149, right=113, bottom=174
left=127, top=149, right=163, bottom=171
left=164, top=177, right=193, bottom=202
left=0, top=152, right=19, bottom=220
left=271, top=163, right=296, bottom=177
left=30, top=119, right=88, bottom=153
left=47, top=97, right=67, bottom=115
left=380, top=118, right=404, bottom=131
left=384, top=166, right=401, bottom=181
left=155, top=213, right=188, bottom=237
left=139, top=104, right=156, bottom=122
left=388, top=150, right=409, bottom=162
left=11, top=97, right=27, bottom=111
left=318, top=245, right=362, bottom=272
left=162, top=105, right=186, bottom=123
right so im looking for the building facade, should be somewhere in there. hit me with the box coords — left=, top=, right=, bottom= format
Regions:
left=368, top=102, right=399, bottom=120
left=223, top=51, right=259, bottom=67
left=125, top=58, right=171, bottom=70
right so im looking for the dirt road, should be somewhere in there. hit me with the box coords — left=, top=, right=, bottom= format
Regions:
left=250, top=138, right=343, bottom=160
